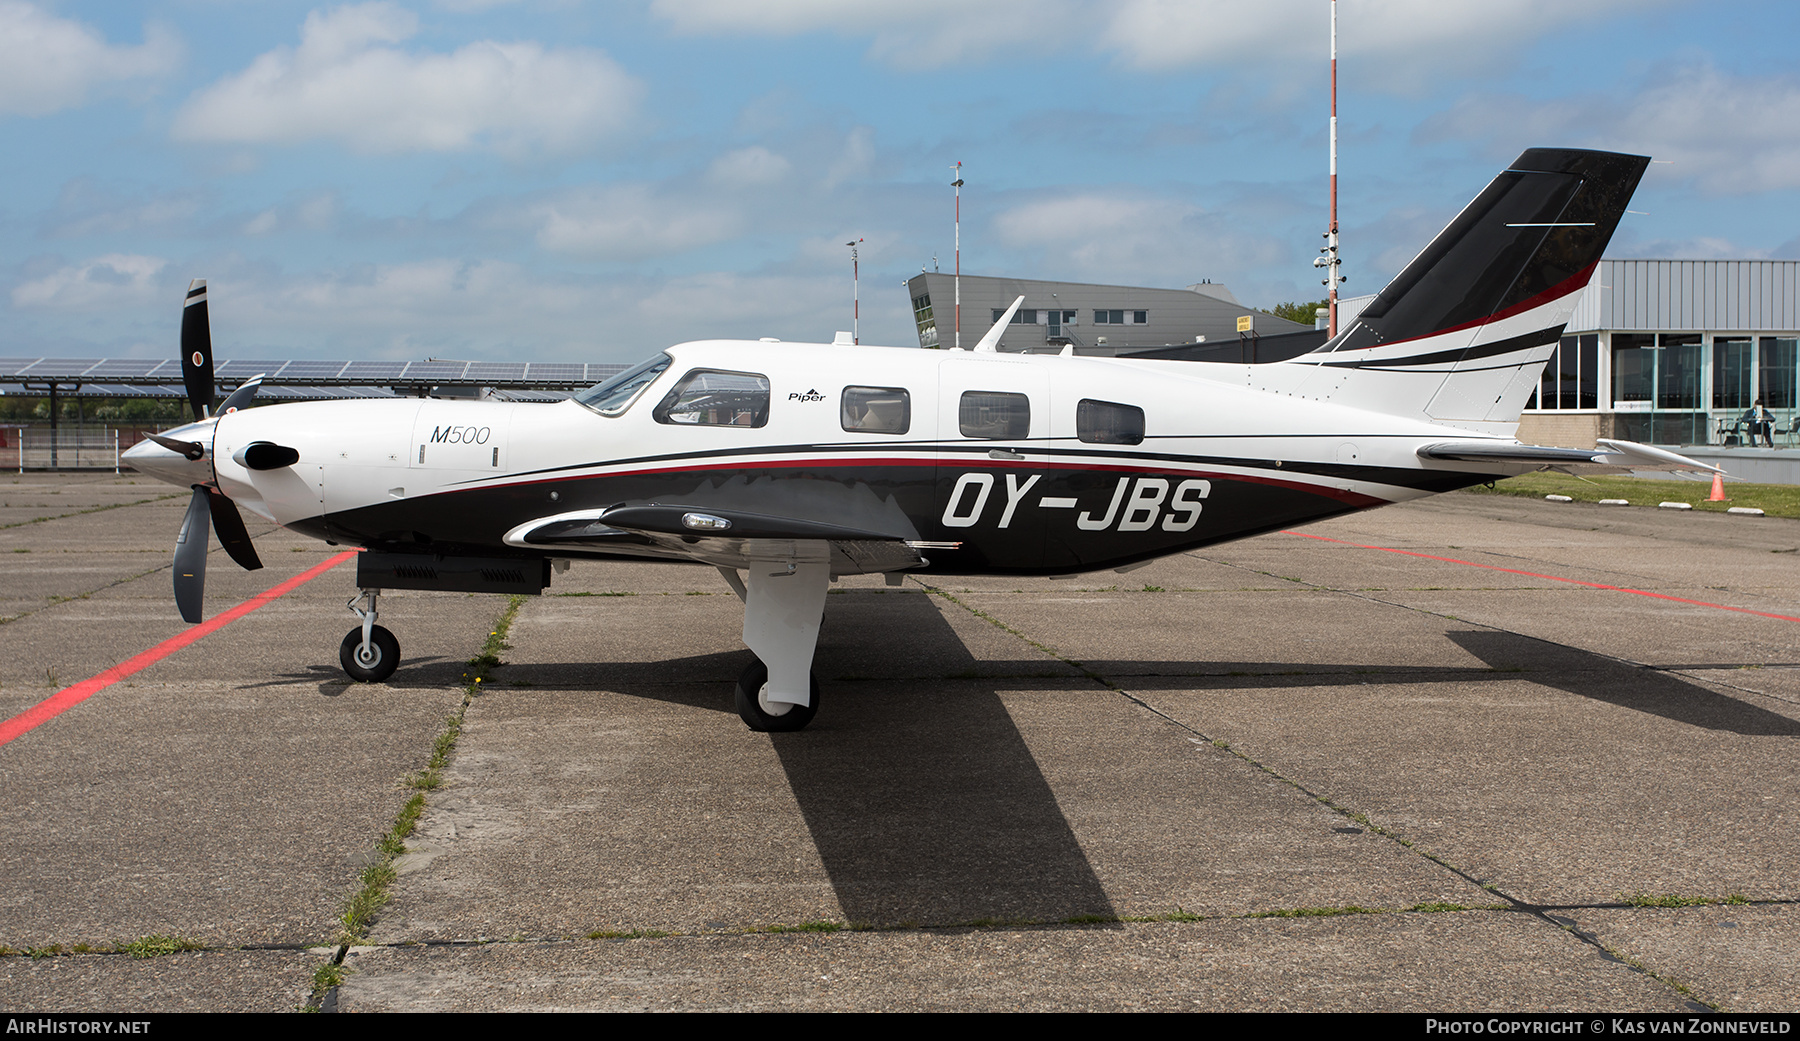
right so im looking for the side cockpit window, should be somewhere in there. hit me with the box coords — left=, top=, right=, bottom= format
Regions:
left=841, top=386, right=910, bottom=434
left=573, top=353, right=671, bottom=416
left=959, top=391, right=1030, bottom=439
left=654, top=369, right=771, bottom=427
left=1077, top=399, right=1145, bottom=445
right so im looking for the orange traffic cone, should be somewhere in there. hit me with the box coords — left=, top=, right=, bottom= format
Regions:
left=1707, top=472, right=1728, bottom=502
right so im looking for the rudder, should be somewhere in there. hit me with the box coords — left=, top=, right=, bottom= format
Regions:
left=1266, top=148, right=1649, bottom=434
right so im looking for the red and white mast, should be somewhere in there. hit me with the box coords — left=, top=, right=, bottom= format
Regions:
left=1326, top=0, right=1343, bottom=336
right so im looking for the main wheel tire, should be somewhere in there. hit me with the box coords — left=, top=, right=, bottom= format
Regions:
left=734, top=658, right=819, bottom=732
left=339, top=625, right=401, bottom=683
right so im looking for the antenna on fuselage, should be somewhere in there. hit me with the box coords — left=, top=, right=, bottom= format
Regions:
left=973, top=295, right=1023, bottom=353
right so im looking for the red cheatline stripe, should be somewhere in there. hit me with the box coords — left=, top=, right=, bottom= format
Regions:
left=1286, top=530, right=1800, bottom=623
left=0, top=549, right=360, bottom=749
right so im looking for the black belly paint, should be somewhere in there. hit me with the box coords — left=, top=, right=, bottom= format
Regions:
left=294, top=440, right=1490, bottom=577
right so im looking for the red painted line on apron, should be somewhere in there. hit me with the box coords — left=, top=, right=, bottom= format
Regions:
left=0, top=550, right=360, bottom=749
left=1285, top=530, right=1800, bottom=623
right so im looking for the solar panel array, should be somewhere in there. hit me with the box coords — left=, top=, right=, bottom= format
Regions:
left=0, top=358, right=627, bottom=390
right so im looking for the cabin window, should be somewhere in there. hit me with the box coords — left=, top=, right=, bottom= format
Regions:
left=653, top=369, right=770, bottom=427
left=959, top=391, right=1030, bottom=439
left=573, top=353, right=671, bottom=416
left=1076, top=399, right=1145, bottom=445
left=841, top=386, right=911, bottom=434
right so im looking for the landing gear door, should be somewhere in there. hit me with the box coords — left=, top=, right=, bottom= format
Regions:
left=934, top=359, right=1051, bottom=571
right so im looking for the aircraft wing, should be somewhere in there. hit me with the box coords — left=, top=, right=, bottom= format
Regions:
left=1418, top=437, right=1722, bottom=475
left=504, top=505, right=939, bottom=575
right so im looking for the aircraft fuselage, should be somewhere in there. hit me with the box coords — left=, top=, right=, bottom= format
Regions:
left=192, top=341, right=1502, bottom=577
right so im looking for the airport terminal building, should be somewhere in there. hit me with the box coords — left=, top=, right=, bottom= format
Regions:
left=1517, top=259, right=1800, bottom=449
left=904, top=272, right=1310, bottom=354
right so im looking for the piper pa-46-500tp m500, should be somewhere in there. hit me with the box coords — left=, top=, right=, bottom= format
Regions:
left=124, top=147, right=1716, bottom=732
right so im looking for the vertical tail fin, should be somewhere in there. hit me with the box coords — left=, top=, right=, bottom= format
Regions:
left=1263, top=148, right=1649, bottom=433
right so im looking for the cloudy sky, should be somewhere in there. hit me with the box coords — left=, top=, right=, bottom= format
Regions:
left=4, top=0, right=1798, bottom=366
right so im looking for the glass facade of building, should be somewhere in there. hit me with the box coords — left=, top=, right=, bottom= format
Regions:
left=1523, top=260, right=1800, bottom=446
left=1527, top=329, right=1800, bottom=445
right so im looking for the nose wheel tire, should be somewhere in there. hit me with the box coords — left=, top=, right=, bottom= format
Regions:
left=734, top=658, right=819, bottom=732
left=340, top=625, right=401, bottom=683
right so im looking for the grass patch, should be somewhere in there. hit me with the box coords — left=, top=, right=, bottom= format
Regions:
left=1622, top=892, right=1738, bottom=908
left=117, top=934, right=204, bottom=959
left=1249, top=905, right=1380, bottom=919
left=588, top=928, right=672, bottom=940
left=761, top=921, right=844, bottom=934
left=1466, top=472, right=1800, bottom=518
left=312, top=961, right=346, bottom=993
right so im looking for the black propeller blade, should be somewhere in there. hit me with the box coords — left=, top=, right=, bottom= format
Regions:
left=169, top=486, right=266, bottom=625
left=207, top=488, right=264, bottom=572
left=145, top=432, right=206, bottom=460
left=218, top=374, right=262, bottom=416
left=174, top=487, right=210, bottom=624
left=180, top=279, right=214, bottom=421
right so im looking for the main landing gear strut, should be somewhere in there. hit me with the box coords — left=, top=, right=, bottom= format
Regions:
left=340, top=587, right=400, bottom=683
left=726, top=559, right=830, bottom=732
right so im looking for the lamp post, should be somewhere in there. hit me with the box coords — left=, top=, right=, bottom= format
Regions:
left=846, top=238, right=862, bottom=345
left=952, top=162, right=964, bottom=350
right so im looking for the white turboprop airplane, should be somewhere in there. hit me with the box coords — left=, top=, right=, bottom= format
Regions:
left=125, top=147, right=1716, bottom=731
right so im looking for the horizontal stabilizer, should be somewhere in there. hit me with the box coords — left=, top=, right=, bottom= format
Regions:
left=1419, top=438, right=1722, bottom=474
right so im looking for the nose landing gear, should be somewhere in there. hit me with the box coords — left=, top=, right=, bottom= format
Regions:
left=341, top=588, right=400, bottom=682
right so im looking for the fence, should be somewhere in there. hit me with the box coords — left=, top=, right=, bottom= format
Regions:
left=6, top=427, right=122, bottom=472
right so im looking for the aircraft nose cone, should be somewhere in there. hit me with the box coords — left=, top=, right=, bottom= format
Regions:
left=123, top=434, right=211, bottom=488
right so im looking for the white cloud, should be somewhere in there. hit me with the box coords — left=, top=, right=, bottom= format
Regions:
left=47, top=185, right=205, bottom=239
left=171, top=2, right=641, bottom=155
left=707, top=146, right=792, bottom=187
left=1100, top=0, right=1655, bottom=77
left=823, top=126, right=874, bottom=189
left=182, top=260, right=865, bottom=360
left=0, top=2, right=180, bottom=116
left=651, top=0, right=1663, bottom=81
left=1419, top=66, right=1800, bottom=196
left=12, top=254, right=169, bottom=309
left=241, top=192, right=343, bottom=237
left=210, top=259, right=593, bottom=357
left=994, top=192, right=1284, bottom=284
left=508, top=184, right=745, bottom=259
left=650, top=0, right=1082, bottom=69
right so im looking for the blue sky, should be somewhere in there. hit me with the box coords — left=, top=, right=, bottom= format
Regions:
left=4, top=0, right=1798, bottom=365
